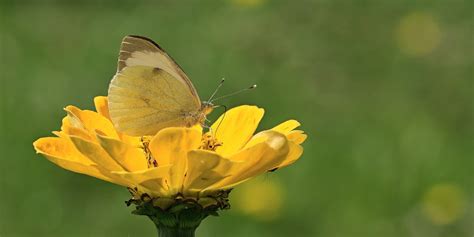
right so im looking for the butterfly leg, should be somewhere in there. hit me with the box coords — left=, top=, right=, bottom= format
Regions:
left=201, top=122, right=212, bottom=133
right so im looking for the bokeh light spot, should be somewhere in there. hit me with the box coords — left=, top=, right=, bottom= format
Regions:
left=396, top=12, right=441, bottom=56
left=234, top=178, right=284, bottom=221
left=421, top=183, right=466, bottom=225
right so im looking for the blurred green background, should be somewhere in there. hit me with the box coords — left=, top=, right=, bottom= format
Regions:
left=1, top=0, right=473, bottom=236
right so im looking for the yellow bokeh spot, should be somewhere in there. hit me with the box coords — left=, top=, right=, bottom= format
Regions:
left=396, top=12, right=441, bottom=56
left=231, top=0, right=266, bottom=8
left=421, top=183, right=466, bottom=225
left=234, top=178, right=284, bottom=221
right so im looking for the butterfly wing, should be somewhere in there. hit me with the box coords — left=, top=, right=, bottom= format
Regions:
left=117, top=35, right=200, bottom=103
left=108, top=36, right=201, bottom=136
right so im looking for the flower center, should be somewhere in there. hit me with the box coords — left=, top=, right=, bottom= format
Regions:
left=199, top=133, right=223, bottom=151
left=141, top=136, right=157, bottom=168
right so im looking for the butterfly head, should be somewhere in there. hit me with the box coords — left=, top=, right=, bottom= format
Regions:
left=200, top=101, right=214, bottom=115
left=198, top=80, right=256, bottom=130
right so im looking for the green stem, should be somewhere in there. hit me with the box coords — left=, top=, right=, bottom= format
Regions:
left=142, top=202, right=205, bottom=237
left=156, top=225, right=197, bottom=237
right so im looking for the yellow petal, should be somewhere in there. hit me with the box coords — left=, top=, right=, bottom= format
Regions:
left=243, top=128, right=304, bottom=151
left=33, top=137, right=119, bottom=184
left=209, top=131, right=289, bottom=190
left=271, top=119, right=300, bottom=135
left=119, top=134, right=142, bottom=148
left=95, top=133, right=148, bottom=171
left=34, top=137, right=91, bottom=164
left=92, top=96, right=142, bottom=145
left=276, top=141, right=303, bottom=168
left=242, top=130, right=274, bottom=150
left=60, top=114, right=92, bottom=140
left=287, top=130, right=307, bottom=145
left=112, top=166, right=172, bottom=196
left=148, top=127, right=202, bottom=194
left=183, top=150, right=235, bottom=194
left=60, top=124, right=92, bottom=141
left=245, top=130, right=304, bottom=169
left=211, top=105, right=264, bottom=157
left=94, top=96, right=111, bottom=121
left=64, top=105, right=119, bottom=139
left=68, top=135, right=125, bottom=172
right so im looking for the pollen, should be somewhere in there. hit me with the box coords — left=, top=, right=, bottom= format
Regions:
left=141, top=136, right=158, bottom=168
left=199, top=133, right=223, bottom=151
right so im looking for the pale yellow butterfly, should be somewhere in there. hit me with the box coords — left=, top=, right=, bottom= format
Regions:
left=107, top=35, right=213, bottom=136
left=108, top=35, right=255, bottom=136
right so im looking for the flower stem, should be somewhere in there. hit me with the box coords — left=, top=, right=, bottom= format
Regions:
left=155, top=225, right=197, bottom=237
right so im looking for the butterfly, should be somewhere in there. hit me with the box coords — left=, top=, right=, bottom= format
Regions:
left=107, top=35, right=216, bottom=136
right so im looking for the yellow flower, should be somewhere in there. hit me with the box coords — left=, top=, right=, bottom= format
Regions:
left=33, top=96, right=306, bottom=201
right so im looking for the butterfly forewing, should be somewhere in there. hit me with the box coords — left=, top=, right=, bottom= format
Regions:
left=108, top=36, right=202, bottom=136
left=117, top=35, right=200, bottom=103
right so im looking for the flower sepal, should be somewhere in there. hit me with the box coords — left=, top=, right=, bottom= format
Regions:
left=128, top=191, right=231, bottom=237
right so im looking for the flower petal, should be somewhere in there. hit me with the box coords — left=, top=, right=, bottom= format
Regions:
left=208, top=131, right=289, bottom=190
left=183, top=150, right=235, bottom=194
left=244, top=129, right=304, bottom=169
left=242, top=130, right=275, bottom=150
left=287, top=130, right=307, bottom=145
left=111, top=165, right=172, bottom=196
left=276, top=141, right=304, bottom=168
left=64, top=105, right=119, bottom=139
left=33, top=137, right=120, bottom=184
left=211, top=105, right=264, bottom=157
left=60, top=124, right=93, bottom=141
left=68, top=135, right=125, bottom=172
left=148, top=127, right=202, bottom=194
left=95, top=133, right=148, bottom=171
left=34, top=137, right=91, bottom=164
left=94, top=96, right=111, bottom=121
left=271, top=119, right=301, bottom=135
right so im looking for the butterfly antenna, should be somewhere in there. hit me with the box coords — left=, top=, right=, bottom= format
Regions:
left=213, top=104, right=227, bottom=137
left=207, top=78, right=226, bottom=102
left=210, top=84, right=257, bottom=102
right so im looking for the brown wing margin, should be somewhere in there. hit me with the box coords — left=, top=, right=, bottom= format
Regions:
left=117, top=35, right=162, bottom=72
left=116, top=35, right=200, bottom=101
